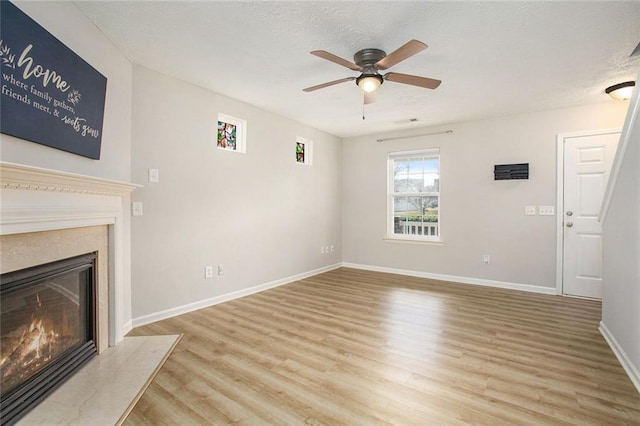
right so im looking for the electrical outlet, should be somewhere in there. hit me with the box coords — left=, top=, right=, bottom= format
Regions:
left=325, top=245, right=330, bottom=254
left=483, top=255, right=490, bottom=264
left=539, top=205, right=555, bottom=216
left=204, top=266, right=213, bottom=279
left=217, top=264, right=224, bottom=276
left=320, top=246, right=325, bottom=254
left=524, top=205, right=536, bottom=216
left=330, top=245, right=335, bottom=252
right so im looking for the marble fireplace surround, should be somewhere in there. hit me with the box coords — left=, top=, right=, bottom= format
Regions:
left=0, top=162, right=139, bottom=349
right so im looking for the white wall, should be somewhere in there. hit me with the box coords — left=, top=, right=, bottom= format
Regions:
left=342, top=102, right=628, bottom=290
left=0, top=2, right=134, bottom=333
left=130, top=66, right=342, bottom=320
left=601, top=81, right=640, bottom=389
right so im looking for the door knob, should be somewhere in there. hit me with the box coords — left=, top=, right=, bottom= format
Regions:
left=566, top=222, right=574, bottom=228
left=566, top=211, right=573, bottom=216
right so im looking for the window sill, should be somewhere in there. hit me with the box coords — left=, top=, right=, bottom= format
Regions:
left=383, top=236, right=444, bottom=246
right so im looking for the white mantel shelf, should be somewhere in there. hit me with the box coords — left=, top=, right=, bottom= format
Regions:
left=0, top=161, right=140, bottom=196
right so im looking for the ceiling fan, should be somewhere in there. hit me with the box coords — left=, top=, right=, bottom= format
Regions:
left=303, top=39, right=441, bottom=104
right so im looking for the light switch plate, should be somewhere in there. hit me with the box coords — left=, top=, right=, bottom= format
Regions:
left=524, top=205, right=536, bottom=216
left=148, top=168, right=159, bottom=183
left=539, top=205, right=555, bottom=216
left=132, top=202, right=143, bottom=216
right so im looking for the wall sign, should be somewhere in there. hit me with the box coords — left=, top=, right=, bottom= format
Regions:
left=0, top=1, right=107, bottom=159
left=494, top=163, right=529, bottom=180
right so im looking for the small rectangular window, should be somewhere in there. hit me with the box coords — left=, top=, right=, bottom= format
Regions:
left=217, top=113, right=246, bottom=153
left=295, top=136, right=313, bottom=165
left=388, top=148, right=440, bottom=241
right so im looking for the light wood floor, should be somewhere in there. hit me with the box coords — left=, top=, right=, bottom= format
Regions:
left=125, top=268, right=640, bottom=425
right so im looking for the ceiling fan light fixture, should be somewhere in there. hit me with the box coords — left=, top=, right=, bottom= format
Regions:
left=605, top=81, right=635, bottom=100
left=356, top=74, right=383, bottom=92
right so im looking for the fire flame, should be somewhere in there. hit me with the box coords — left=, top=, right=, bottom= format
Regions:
left=1, top=317, right=61, bottom=381
left=26, top=319, right=47, bottom=362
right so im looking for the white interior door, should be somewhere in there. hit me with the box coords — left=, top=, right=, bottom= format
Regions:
left=562, top=132, right=619, bottom=298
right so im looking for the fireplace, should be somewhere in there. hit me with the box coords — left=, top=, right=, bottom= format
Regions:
left=0, top=253, right=98, bottom=424
left=0, top=161, right=139, bottom=350
left=0, top=162, right=137, bottom=421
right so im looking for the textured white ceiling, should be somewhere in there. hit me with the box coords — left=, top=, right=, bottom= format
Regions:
left=75, top=1, right=640, bottom=138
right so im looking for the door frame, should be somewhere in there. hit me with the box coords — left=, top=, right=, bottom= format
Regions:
left=555, top=128, right=621, bottom=295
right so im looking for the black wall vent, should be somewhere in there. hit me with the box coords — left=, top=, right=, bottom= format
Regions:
left=494, top=163, right=529, bottom=180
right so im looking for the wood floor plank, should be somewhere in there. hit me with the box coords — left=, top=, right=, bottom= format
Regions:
left=125, top=268, right=640, bottom=425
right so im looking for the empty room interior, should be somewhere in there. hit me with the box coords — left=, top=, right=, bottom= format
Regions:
left=1, top=1, right=640, bottom=424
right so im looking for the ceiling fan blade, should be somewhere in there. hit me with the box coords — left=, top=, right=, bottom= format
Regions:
left=384, top=72, right=441, bottom=89
left=631, top=40, right=640, bottom=57
left=303, top=77, right=356, bottom=92
left=364, top=91, right=377, bottom=105
left=310, top=50, right=362, bottom=71
left=375, top=40, right=427, bottom=70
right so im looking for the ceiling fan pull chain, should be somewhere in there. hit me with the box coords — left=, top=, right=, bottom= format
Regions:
left=362, top=98, right=366, bottom=120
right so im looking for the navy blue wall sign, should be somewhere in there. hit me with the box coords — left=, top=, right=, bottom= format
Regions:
left=0, top=1, right=107, bottom=159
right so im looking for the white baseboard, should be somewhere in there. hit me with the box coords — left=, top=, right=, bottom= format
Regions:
left=122, top=319, right=133, bottom=336
left=599, top=321, right=640, bottom=394
left=131, top=263, right=342, bottom=328
left=132, top=261, right=557, bottom=329
left=341, top=262, right=558, bottom=295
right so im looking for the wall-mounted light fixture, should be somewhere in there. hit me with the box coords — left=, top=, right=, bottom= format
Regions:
left=605, top=81, right=635, bottom=100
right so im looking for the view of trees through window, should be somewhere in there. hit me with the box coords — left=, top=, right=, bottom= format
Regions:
left=390, top=151, right=440, bottom=239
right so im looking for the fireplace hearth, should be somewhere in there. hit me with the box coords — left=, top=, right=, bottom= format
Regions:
left=0, top=253, right=98, bottom=425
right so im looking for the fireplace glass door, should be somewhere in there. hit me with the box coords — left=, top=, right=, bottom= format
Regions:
left=1, top=253, right=97, bottom=424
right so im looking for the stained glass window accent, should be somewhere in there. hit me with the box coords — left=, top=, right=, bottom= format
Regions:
left=296, top=142, right=305, bottom=163
left=295, top=137, right=312, bottom=165
left=217, top=113, right=246, bottom=153
left=217, top=121, right=236, bottom=150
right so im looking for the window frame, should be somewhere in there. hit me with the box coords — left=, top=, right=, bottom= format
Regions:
left=386, top=148, right=442, bottom=243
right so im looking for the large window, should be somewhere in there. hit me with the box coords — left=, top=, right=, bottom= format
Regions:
left=388, top=148, right=440, bottom=241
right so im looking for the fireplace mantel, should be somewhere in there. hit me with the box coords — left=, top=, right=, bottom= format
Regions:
left=0, top=161, right=140, bottom=346
left=0, top=161, right=138, bottom=196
